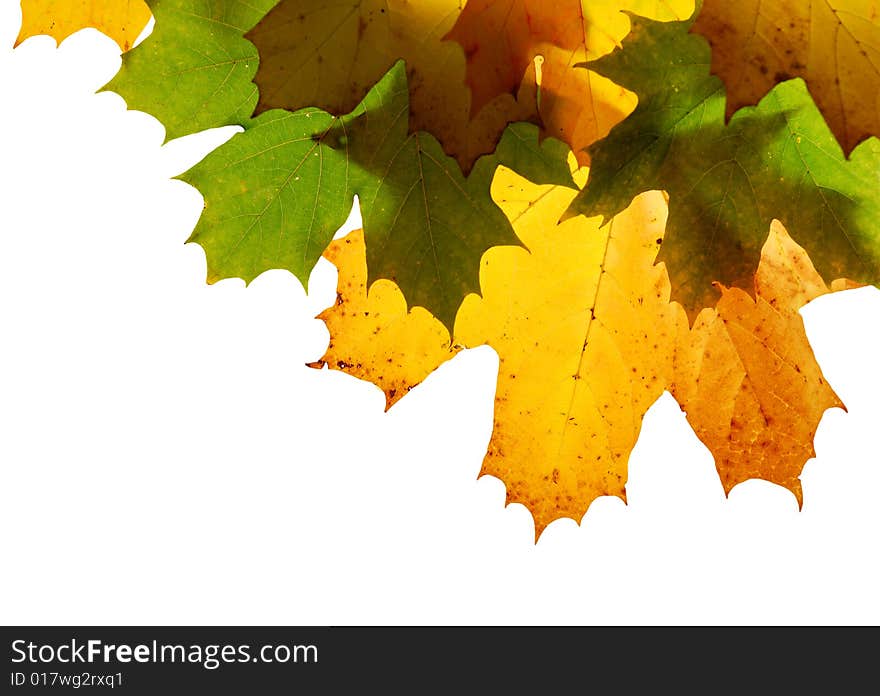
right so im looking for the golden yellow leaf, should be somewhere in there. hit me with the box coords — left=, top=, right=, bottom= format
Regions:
left=311, top=230, right=461, bottom=411
left=314, top=173, right=848, bottom=535
left=455, top=170, right=682, bottom=537
left=316, top=163, right=682, bottom=537
left=444, top=0, right=694, bottom=164
left=17, top=0, right=151, bottom=52
left=693, top=0, right=880, bottom=152
left=672, top=220, right=846, bottom=505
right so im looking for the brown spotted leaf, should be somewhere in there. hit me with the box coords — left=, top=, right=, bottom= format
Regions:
left=456, top=169, right=681, bottom=537
left=693, top=0, right=880, bottom=152
left=672, top=221, right=846, bottom=504
left=313, top=229, right=461, bottom=411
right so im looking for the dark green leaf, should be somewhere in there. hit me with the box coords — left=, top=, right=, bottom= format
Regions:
left=181, top=61, right=572, bottom=329
left=567, top=16, right=880, bottom=315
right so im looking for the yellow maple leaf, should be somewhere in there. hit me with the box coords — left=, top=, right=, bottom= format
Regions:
left=693, top=0, right=880, bottom=152
left=672, top=221, right=846, bottom=505
left=316, top=162, right=682, bottom=537
left=311, top=230, right=461, bottom=411
left=314, top=172, right=851, bottom=537
left=455, top=171, right=680, bottom=537
left=16, top=0, right=151, bottom=52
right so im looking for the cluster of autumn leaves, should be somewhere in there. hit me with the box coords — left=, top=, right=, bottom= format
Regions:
left=16, top=0, right=880, bottom=537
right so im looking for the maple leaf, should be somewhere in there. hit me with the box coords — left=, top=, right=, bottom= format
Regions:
left=444, top=0, right=694, bottom=164
left=102, top=0, right=278, bottom=141
left=245, top=0, right=538, bottom=171
left=317, top=160, right=682, bottom=538
left=692, top=0, right=880, bottom=154
left=672, top=220, right=846, bottom=504
left=566, top=15, right=880, bottom=317
left=180, top=61, right=574, bottom=330
left=77, top=0, right=874, bottom=535
left=313, top=230, right=461, bottom=411
left=456, top=174, right=680, bottom=538
left=315, top=156, right=857, bottom=536
left=16, top=0, right=152, bottom=52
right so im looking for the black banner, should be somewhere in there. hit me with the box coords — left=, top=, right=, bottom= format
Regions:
left=0, top=625, right=871, bottom=692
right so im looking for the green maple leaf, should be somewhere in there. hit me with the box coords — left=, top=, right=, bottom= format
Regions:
left=181, top=61, right=574, bottom=330
left=103, top=0, right=279, bottom=140
left=565, top=15, right=880, bottom=315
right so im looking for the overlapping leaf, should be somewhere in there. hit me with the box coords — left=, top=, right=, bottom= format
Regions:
left=65, top=0, right=875, bottom=535
left=181, top=61, right=573, bottom=330
left=673, top=221, right=846, bottom=504
left=693, top=0, right=880, bottom=153
left=567, top=15, right=880, bottom=316
left=444, top=0, right=586, bottom=117
left=318, top=163, right=681, bottom=536
left=246, top=0, right=537, bottom=170
left=316, top=158, right=856, bottom=534
left=16, top=0, right=151, bottom=51
left=444, top=0, right=694, bottom=164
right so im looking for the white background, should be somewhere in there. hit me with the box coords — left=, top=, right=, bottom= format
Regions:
left=0, top=4, right=877, bottom=625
